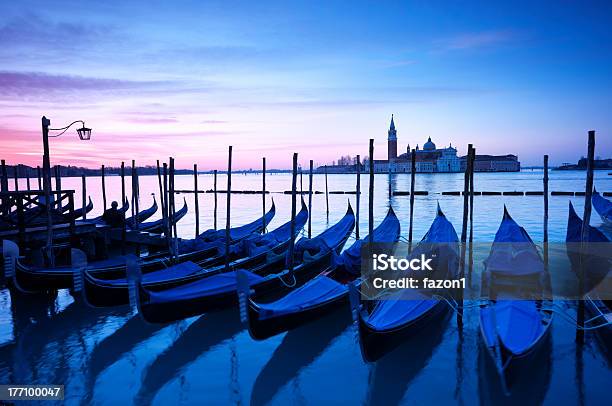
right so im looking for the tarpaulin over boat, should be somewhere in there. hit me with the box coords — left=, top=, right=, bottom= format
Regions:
left=333, top=207, right=400, bottom=274
left=481, top=300, right=544, bottom=354
left=257, top=275, right=346, bottom=319
left=291, top=203, right=354, bottom=263
left=88, top=261, right=203, bottom=287
left=483, top=207, right=544, bottom=277
left=148, top=270, right=264, bottom=303
left=241, top=200, right=308, bottom=256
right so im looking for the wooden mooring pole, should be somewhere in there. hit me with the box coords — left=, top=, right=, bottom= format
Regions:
left=460, top=144, right=473, bottom=244
left=121, top=162, right=126, bottom=209
left=469, top=147, right=475, bottom=244
left=213, top=169, right=218, bottom=230
left=26, top=169, right=31, bottom=191
left=543, top=155, right=549, bottom=268
left=308, top=160, right=313, bottom=238
left=324, top=166, right=329, bottom=222
left=194, top=164, right=200, bottom=237
left=578, top=131, right=595, bottom=342
left=13, top=166, right=19, bottom=192
left=81, top=175, right=87, bottom=220
left=225, top=147, right=233, bottom=271
left=356, top=155, right=361, bottom=240
left=369, top=140, right=374, bottom=242
left=36, top=166, right=42, bottom=190
left=262, top=158, right=267, bottom=232
left=101, top=164, right=107, bottom=212
left=0, top=160, right=7, bottom=215
left=289, top=153, right=298, bottom=277
left=408, top=149, right=416, bottom=248
left=169, top=158, right=177, bottom=256
left=54, top=165, right=61, bottom=196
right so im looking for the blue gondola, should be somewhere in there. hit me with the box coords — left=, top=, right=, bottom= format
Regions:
left=479, top=206, right=553, bottom=393
left=243, top=207, right=400, bottom=340
left=592, top=190, right=612, bottom=226
left=137, top=202, right=355, bottom=323
left=354, top=204, right=460, bottom=362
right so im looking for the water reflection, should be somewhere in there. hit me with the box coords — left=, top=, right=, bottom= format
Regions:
left=365, top=312, right=451, bottom=406
left=250, top=307, right=351, bottom=406
left=135, top=308, right=243, bottom=405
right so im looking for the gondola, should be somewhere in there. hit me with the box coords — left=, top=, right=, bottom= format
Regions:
left=479, top=206, right=553, bottom=393
left=354, top=204, right=460, bottom=362
left=592, top=190, right=612, bottom=226
left=244, top=207, right=400, bottom=340
left=126, top=196, right=158, bottom=228
left=68, top=196, right=93, bottom=220
left=136, top=202, right=355, bottom=323
left=9, top=203, right=276, bottom=291
left=138, top=198, right=188, bottom=233
left=82, top=200, right=306, bottom=307
left=87, top=198, right=130, bottom=225
left=566, top=201, right=611, bottom=356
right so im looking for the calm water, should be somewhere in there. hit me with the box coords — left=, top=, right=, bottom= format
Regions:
left=1, top=170, right=611, bottom=405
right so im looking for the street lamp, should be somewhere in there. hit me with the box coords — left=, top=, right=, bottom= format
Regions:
left=41, top=116, right=92, bottom=266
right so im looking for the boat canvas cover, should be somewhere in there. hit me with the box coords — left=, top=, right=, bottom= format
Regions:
left=364, top=209, right=458, bottom=331
left=483, top=212, right=544, bottom=277
left=91, top=261, right=203, bottom=287
left=148, top=270, right=264, bottom=303
left=241, top=201, right=308, bottom=256
left=291, top=204, right=355, bottom=264
left=592, top=191, right=612, bottom=221
left=257, top=275, right=347, bottom=319
left=333, top=208, right=400, bottom=274
left=256, top=208, right=399, bottom=319
left=481, top=300, right=544, bottom=354
left=567, top=202, right=610, bottom=243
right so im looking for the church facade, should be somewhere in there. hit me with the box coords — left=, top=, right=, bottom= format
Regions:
left=372, top=115, right=461, bottom=173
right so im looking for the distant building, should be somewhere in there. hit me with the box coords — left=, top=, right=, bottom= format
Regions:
left=370, top=116, right=461, bottom=173
left=555, top=158, right=612, bottom=170
left=460, top=154, right=520, bottom=172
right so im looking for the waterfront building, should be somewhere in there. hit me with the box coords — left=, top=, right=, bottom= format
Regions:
left=460, top=154, right=521, bottom=172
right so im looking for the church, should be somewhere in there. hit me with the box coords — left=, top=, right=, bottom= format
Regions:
left=371, top=115, right=461, bottom=173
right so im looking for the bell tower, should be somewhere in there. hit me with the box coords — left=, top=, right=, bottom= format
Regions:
left=387, top=114, right=397, bottom=161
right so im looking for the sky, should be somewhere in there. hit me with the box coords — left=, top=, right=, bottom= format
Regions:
left=1, top=0, right=611, bottom=169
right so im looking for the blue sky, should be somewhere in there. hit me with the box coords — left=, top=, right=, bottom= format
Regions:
left=1, top=0, right=611, bottom=168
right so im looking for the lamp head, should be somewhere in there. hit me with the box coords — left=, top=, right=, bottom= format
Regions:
left=77, top=125, right=92, bottom=140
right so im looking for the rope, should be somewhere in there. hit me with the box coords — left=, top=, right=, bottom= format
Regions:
left=278, top=270, right=297, bottom=288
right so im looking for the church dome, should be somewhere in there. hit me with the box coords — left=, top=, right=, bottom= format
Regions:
left=423, top=137, right=436, bottom=150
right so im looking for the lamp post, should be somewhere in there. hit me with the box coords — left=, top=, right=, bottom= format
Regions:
left=41, top=116, right=91, bottom=266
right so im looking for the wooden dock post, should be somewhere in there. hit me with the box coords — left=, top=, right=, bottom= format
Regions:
left=54, top=165, right=61, bottom=196
left=36, top=166, right=42, bottom=190
left=121, top=162, right=126, bottom=209
left=408, top=149, right=416, bottom=247
left=324, top=165, right=329, bottom=222
left=156, top=160, right=165, bottom=233
left=543, top=155, right=549, bottom=268
left=81, top=175, right=87, bottom=220
left=578, top=131, right=595, bottom=342
left=225, top=147, right=233, bottom=271
left=469, top=147, right=475, bottom=244
left=26, top=169, right=31, bottom=191
left=101, top=164, right=107, bottom=212
left=262, top=158, right=267, bottom=232
left=213, top=169, right=218, bottom=230
left=132, top=160, right=141, bottom=256
left=13, top=166, right=19, bottom=192
left=169, top=158, right=177, bottom=255
left=162, top=162, right=171, bottom=253
left=369, top=140, right=374, bottom=242
left=308, top=160, right=313, bottom=238
left=356, top=155, right=361, bottom=240
left=194, top=163, right=200, bottom=237
left=289, top=153, right=298, bottom=276
left=461, top=144, right=473, bottom=244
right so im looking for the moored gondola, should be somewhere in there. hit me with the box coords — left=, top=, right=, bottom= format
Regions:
left=479, top=206, right=553, bottom=393
left=126, top=196, right=158, bottom=228
left=10, top=203, right=276, bottom=291
left=137, top=202, right=355, bottom=323
left=354, top=204, right=460, bottom=362
left=82, top=200, right=306, bottom=307
left=139, top=198, right=188, bottom=233
left=69, top=196, right=93, bottom=220
left=244, top=207, right=400, bottom=340
left=592, top=190, right=612, bottom=226
left=566, top=201, right=611, bottom=357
